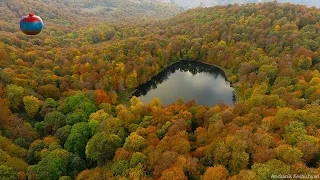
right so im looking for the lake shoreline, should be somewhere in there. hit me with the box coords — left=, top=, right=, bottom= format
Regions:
left=131, top=59, right=237, bottom=106
left=132, top=59, right=234, bottom=91
left=164, top=60, right=238, bottom=102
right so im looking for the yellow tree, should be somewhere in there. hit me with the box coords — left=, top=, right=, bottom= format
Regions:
left=126, top=70, right=138, bottom=89
left=23, top=96, right=41, bottom=118
left=149, top=97, right=162, bottom=109
left=130, top=96, right=143, bottom=119
left=160, top=166, right=187, bottom=180
left=123, top=132, right=147, bottom=152
left=203, top=165, right=229, bottom=180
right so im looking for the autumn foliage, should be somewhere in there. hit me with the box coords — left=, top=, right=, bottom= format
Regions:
left=0, top=1, right=320, bottom=179
left=95, top=89, right=110, bottom=104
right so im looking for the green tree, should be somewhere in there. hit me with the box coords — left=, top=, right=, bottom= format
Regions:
left=59, top=93, right=88, bottom=114
left=27, top=149, right=71, bottom=180
left=252, top=159, right=290, bottom=180
left=44, top=98, right=58, bottom=108
left=282, top=121, right=317, bottom=146
left=130, top=152, right=147, bottom=167
left=7, top=84, right=24, bottom=110
left=69, top=155, right=86, bottom=178
left=43, top=111, right=66, bottom=135
left=86, top=133, right=122, bottom=166
left=112, top=160, right=130, bottom=176
left=0, top=165, right=16, bottom=180
left=64, top=122, right=91, bottom=158
left=64, top=133, right=88, bottom=159
left=59, top=176, right=71, bottom=180
left=123, top=132, right=147, bottom=152
left=66, top=109, right=88, bottom=125
left=54, top=125, right=71, bottom=146
left=27, top=140, right=46, bottom=164
left=75, top=101, right=97, bottom=117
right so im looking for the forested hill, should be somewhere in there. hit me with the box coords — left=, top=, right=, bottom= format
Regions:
left=0, top=0, right=182, bottom=26
left=168, top=0, right=319, bottom=8
left=0, top=2, right=320, bottom=180
left=63, top=0, right=183, bottom=19
left=0, top=0, right=94, bottom=32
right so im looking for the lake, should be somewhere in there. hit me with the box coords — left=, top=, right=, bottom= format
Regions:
left=133, top=60, right=235, bottom=106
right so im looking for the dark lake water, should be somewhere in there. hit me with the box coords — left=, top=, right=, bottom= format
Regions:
left=133, top=60, right=235, bottom=106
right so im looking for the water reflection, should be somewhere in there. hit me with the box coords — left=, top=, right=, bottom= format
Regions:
left=133, top=60, right=235, bottom=106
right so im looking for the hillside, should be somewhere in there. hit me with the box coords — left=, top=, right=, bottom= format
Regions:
left=1, top=0, right=181, bottom=27
left=168, top=0, right=319, bottom=8
left=71, top=0, right=183, bottom=19
left=0, top=1, right=320, bottom=179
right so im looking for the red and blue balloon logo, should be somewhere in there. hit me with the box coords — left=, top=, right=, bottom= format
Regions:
left=20, top=13, right=43, bottom=35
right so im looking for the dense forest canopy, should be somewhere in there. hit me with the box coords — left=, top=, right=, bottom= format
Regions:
left=167, top=0, right=319, bottom=8
left=1, top=0, right=182, bottom=22
left=0, top=0, right=320, bottom=179
left=58, top=0, right=183, bottom=20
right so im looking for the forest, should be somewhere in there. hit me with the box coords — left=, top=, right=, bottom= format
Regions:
left=0, top=0, right=320, bottom=179
left=167, top=0, right=319, bottom=9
